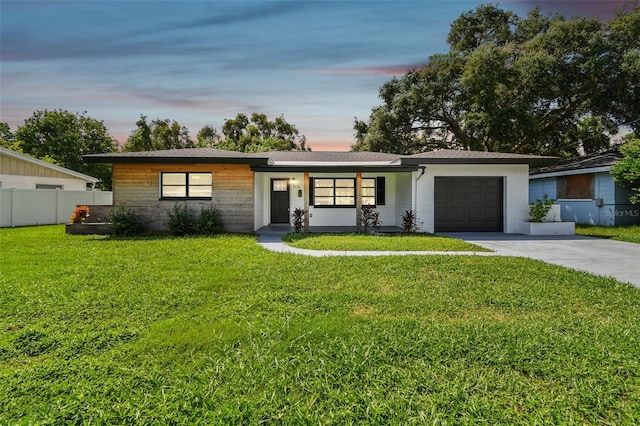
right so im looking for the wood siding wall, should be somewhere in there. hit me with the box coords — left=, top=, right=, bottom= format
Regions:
left=1, top=153, right=76, bottom=179
left=113, top=163, right=254, bottom=232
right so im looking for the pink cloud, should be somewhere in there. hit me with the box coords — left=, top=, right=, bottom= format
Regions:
left=507, top=1, right=630, bottom=21
left=313, top=62, right=427, bottom=77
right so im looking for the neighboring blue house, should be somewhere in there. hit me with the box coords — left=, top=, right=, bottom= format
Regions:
left=529, top=150, right=640, bottom=226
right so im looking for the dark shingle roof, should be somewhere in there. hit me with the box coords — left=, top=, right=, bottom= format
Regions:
left=84, top=147, right=556, bottom=167
left=84, top=148, right=270, bottom=165
left=408, top=149, right=552, bottom=159
left=401, top=149, right=557, bottom=166
left=530, top=150, right=622, bottom=175
left=259, top=151, right=401, bottom=162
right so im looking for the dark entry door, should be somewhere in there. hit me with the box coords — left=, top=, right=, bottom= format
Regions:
left=271, top=179, right=290, bottom=223
left=434, top=177, right=503, bottom=232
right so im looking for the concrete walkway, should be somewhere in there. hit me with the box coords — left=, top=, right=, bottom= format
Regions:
left=256, top=227, right=497, bottom=257
left=256, top=228, right=640, bottom=288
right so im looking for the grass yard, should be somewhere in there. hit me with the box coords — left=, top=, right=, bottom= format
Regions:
left=576, top=224, right=640, bottom=244
left=1, top=225, right=639, bottom=424
left=283, top=232, right=491, bottom=252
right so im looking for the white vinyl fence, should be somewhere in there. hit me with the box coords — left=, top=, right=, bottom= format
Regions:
left=0, top=188, right=112, bottom=227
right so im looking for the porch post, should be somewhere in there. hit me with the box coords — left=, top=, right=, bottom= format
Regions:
left=303, top=172, right=310, bottom=233
left=355, top=172, right=362, bottom=232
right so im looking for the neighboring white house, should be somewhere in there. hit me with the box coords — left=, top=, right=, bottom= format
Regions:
left=0, top=147, right=112, bottom=227
left=0, top=146, right=98, bottom=190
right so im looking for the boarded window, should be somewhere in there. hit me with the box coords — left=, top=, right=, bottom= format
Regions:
left=557, top=174, right=594, bottom=199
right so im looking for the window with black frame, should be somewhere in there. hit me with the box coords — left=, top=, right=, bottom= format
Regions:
left=311, top=177, right=382, bottom=207
left=313, top=178, right=355, bottom=207
left=160, top=172, right=212, bottom=199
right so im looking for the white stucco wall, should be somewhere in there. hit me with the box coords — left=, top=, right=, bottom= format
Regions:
left=254, top=172, right=305, bottom=230
left=395, top=172, right=414, bottom=227
left=415, top=164, right=530, bottom=233
left=254, top=171, right=411, bottom=229
left=254, top=165, right=530, bottom=233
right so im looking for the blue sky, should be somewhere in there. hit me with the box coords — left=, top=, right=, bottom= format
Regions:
left=0, top=0, right=627, bottom=150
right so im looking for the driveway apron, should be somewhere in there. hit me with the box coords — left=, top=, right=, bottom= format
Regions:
left=441, top=233, right=640, bottom=288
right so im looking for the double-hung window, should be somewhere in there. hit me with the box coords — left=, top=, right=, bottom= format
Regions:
left=362, top=178, right=376, bottom=206
left=160, top=172, right=212, bottom=199
left=311, top=177, right=385, bottom=207
left=313, top=178, right=355, bottom=207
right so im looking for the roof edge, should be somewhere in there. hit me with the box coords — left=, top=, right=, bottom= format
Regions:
left=401, top=157, right=556, bottom=166
left=530, top=166, right=612, bottom=179
left=83, top=154, right=269, bottom=166
left=1, top=147, right=98, bottom=183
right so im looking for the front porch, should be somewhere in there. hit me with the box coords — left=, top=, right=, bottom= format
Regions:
left=253, top=170, right=415, bottom=232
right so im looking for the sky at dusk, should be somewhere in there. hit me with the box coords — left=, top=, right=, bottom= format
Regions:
left=0, top=0, right=630, bottom=151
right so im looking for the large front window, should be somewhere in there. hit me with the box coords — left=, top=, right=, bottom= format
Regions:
left=314, top=178, right=355, bottom=207
left=160, top=172, right=212, bottom=199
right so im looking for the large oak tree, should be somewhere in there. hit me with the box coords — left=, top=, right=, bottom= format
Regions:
left=353, top=4, right=640, bottom=157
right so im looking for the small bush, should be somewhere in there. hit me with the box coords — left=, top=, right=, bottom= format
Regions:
left=361, top=205, right=381, bottom=232
left=195, top=207, right=222, bottom=235
left=529, top=199, right=555, bottom=222
left=70, top=205, right=89, bottom=223
left=108, top=205, right=141, bottom=237
left=167, top=204, right=197, bottom=236
left=291, top=207, right=306, bottom=233
left=402, top=209, right=420, bottom=233
left=168, top=204, right=223, bottom=236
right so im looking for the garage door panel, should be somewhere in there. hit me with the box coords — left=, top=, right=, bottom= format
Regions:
left=434, top=177, right=503, bottom=232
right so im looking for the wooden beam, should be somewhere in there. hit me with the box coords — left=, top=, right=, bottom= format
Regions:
left=355, top=172, right=362, bottom=232
left=303, top=172, right=310, bottom=233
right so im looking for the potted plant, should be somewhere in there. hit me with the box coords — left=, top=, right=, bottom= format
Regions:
left=291, top=207, right=306, bottom=233
left=521, top=199, right=575, bottom=235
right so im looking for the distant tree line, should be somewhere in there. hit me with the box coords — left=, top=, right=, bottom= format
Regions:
left=122, top=112, right=308, bottom=153
left=1, top=110, right=308, bottom=190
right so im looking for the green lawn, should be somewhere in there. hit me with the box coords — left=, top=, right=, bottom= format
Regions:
left=283, top=232, right=491, bottom=252
left=576, top=224, right=640, bottom=244
left=1, top=225, right=639, bottom=424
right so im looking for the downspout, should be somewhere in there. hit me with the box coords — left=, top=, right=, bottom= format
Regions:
left=413, top=165, right=426, bottom=212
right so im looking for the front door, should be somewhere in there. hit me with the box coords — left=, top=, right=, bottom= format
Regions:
left=270, top=179, right=290, bottom=223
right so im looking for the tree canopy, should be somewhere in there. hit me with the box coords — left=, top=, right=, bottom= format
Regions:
left=11, top=110, right=116, bottom=189
left=122, top=116, right=196, bottom=152
left=352, top=4, right=640, bottom=157
left=611, top=134, right=640, bottom=204
left=217, top=113, right=308, bottom=152
left=123, top=113, right=308, bottom=153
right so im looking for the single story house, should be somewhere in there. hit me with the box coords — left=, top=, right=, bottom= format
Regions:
left=529, top=150, right=640, bottom=226
left=84, top=148, right=555, bottom=233
left=1, top=146, right=98, bottom=190
left=1, top=147, right=112, bottom=228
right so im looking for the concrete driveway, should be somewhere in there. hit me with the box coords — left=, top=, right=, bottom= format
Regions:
left=441, top=233, right=640, bottom=288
